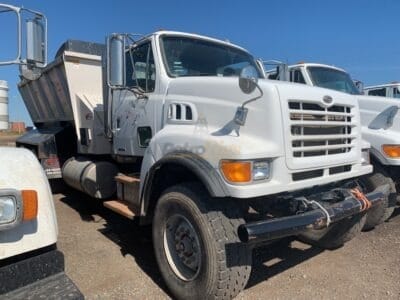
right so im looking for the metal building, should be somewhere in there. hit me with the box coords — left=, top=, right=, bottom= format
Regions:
left=0, top=80, right=9, bottom=130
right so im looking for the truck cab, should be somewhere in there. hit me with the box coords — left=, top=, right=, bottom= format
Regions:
left=364, top=82, right=400, bottom=98
left=266, top=62, right=360, bottom=95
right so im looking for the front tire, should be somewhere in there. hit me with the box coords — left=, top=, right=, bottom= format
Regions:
left=360, top=167, right=396, bottom=230
left=152, top=183, right=252, bottom=300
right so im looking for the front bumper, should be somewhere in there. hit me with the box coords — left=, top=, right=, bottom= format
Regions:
left=238, top=185, right=389, bottom=244
left=0, top=248, right=83, bottom=299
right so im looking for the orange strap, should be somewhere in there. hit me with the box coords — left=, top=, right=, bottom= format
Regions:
left=351, top=188, right=371, bottom=211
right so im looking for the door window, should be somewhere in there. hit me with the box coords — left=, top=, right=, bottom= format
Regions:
left=126, top=42, right=156, bottom=92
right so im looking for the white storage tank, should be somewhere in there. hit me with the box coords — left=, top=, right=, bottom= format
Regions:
left=0, top=80, right=9, bottom=130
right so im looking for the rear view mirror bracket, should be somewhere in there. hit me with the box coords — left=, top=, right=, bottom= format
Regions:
left=0, top=4, right=47, bottom=68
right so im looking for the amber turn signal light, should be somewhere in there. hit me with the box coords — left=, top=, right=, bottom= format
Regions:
left=220, top=160, right=252, bottom=183
left=382, top=145, right=400, bottom=158
left=21, top=190, right=38, bottom=221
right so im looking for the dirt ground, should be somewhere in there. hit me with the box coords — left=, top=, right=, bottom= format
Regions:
left=54, top=188, right=400, bottom=300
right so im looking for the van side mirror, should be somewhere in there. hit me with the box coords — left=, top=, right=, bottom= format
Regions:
left=0, top=4, right=47, bottom=67
left=107, top=34, right=126, bottom=87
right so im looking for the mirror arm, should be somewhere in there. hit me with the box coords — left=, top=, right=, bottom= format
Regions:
left=241, top=83, right=264, bottom=108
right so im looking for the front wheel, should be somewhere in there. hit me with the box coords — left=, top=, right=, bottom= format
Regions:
left=360, top=167, right=396, bottom=230
left=152, top=183, right=252, bottom=300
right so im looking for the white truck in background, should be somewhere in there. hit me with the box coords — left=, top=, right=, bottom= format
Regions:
left=364, top=82, right=400, bottom=98
left=0, top=4, right=82, bottom=298
left=13, top=11, right=388, bottom=300
left=265, top=62, right=398, bottom=229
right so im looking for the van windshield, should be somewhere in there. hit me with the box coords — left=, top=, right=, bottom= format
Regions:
left=160, top=35, right=262, bottom=78
left=307, top=66, right=360, bottom=95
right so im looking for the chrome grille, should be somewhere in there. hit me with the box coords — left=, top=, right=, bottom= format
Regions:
left=288, top=101, right=355, bottom=158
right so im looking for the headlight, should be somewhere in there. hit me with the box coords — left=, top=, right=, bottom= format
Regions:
left=0, top=190, right=22, bottom=230
left=0, top=196, right=18, bottom=224
left=361, top=149, right=370, bottom=165
left=220, top=160, right=270, bottom=184
left=0, top=189, right=37, bottom=231
left=252, top=161, right=270, bottom=181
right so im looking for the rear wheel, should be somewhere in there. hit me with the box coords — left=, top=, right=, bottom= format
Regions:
left=152, top=183, right=252, bottom=300
left=298, top=213, right=366, bottom=250
left=360, top=167, right=396, bottom=230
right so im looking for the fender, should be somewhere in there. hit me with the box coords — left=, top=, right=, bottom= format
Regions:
left=140, top=151, right=229, bottom=218
left=362, top=126, right=400, bottom=166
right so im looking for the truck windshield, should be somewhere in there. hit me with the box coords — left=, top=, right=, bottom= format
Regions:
left=307, top=66, right=360, bottom=95
left=160, top=36, right=262, bottom=78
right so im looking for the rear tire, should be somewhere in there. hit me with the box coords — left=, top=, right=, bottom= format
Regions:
left=360, top=166, right=396, bottom=230
left=152, top=183, right=252, bottom=300
left=298, top=213, right=366, bottom=250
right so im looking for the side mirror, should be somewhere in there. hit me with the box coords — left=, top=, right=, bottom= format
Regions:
left=236, top=66, right=264, bottom=126
left=0, top=4, right=21, bottom=65
left=353, top=80, right=364, bottom=95
left=26, top=18, right=46, bottom=66
left=277, top=63, right=289, bottom=81
left=0, top=4, right=47, bottom=67
left=239, top=66, right=258, bottom=94
left=107, top=34, right=126, bottom=87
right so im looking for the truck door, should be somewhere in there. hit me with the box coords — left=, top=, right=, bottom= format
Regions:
left=112, top=41, right=156, bottom=157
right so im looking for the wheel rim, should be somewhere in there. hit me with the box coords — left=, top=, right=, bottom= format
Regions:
left=163, top=214, right=202, bottom=281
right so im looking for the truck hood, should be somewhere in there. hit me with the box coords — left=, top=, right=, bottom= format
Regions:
left=0, top=148, right=57, bottom=259
left=163, top=77, right=361, bottom=170
left=357, top=94, right=400, bottom=131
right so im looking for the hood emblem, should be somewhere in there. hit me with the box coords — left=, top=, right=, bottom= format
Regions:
left=322, top=95, right=333, bottom=106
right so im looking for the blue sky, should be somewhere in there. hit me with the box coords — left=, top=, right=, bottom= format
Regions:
left=0, top=0, right=399, bottom=125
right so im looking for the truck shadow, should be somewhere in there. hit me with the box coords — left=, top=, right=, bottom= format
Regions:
left=389, top=206, right=400, bottom=219
left=58, top=190, right=171, bottom=296
left=59, top=189, right=325, bottom=295
left=247, top=240, right=323, bottom=288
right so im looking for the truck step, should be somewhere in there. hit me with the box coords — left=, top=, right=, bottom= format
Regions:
left=103, top=200, right=136, bottom=219
left=115, top=173, right=140, bottom=206
left=115, top=173, right=140, bottom=184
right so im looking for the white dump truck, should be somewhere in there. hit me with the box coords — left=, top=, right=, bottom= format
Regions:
left=15, top=27, right=388, bottom=299
left=265, top=62, right=398, bottom=229
left=0, top=4, right=82, bottom=298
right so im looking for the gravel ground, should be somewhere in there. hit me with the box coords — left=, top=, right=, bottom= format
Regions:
left=54, top=189, right=400, bottom=300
